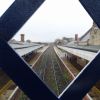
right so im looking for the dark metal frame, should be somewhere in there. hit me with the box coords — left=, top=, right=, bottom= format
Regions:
left=0, top=0, right=100, bottom=99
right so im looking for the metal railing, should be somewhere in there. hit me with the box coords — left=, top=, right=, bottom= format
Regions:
left=0, top=0, right=100, bottom=100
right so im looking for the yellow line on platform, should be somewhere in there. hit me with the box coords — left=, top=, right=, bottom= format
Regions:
left=0, top=80, right=13, bottom=95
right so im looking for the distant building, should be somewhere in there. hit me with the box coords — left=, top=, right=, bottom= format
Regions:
left=55, top=37, right=73, bottom=45
left=79, top=22, right=100, bottom=46
left=55, top=39, right=62, bottom=45
left=20, top=34, right=25, bottom=42
left=78, top=28, right=91, bottom=46
left=62, top=37, right=73, bottom=44
left=88, top=22, right=100, bottom=45
left=9, top=39, right=17, bottom=43
left=26, top=40, right=31, bottom=43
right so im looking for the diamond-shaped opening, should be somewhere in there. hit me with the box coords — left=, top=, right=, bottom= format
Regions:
left=1, top=0, right=100, bottom=99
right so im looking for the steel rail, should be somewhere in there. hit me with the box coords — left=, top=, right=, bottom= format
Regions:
left=0, top=80, right=13, bottom=96
left=51, top=51, right=60, bottom=95
left=54, top=47, right=92, bottom=100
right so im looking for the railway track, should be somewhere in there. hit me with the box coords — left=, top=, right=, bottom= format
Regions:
left=33, top=45, right=72, bottom=96
left=0, top=45, right=99, bottom=99
left=0, top=69, right=17, bottom=100
left=55, top=46, right=100, bottom=100
left=0, top=69, right=10, bottom=89
left=0, top=69, right=19, bottom=100
left=0, top=69, right=12, bottom=95
left=0, top=46, right=48, bottom=99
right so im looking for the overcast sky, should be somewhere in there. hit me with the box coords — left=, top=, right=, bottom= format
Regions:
left=0, top=0, right=93, bottom=42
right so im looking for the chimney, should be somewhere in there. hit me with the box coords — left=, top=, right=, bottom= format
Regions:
left=20, top=34, right=25, bottom=42
left=75, top=34, right=78, bottom=41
